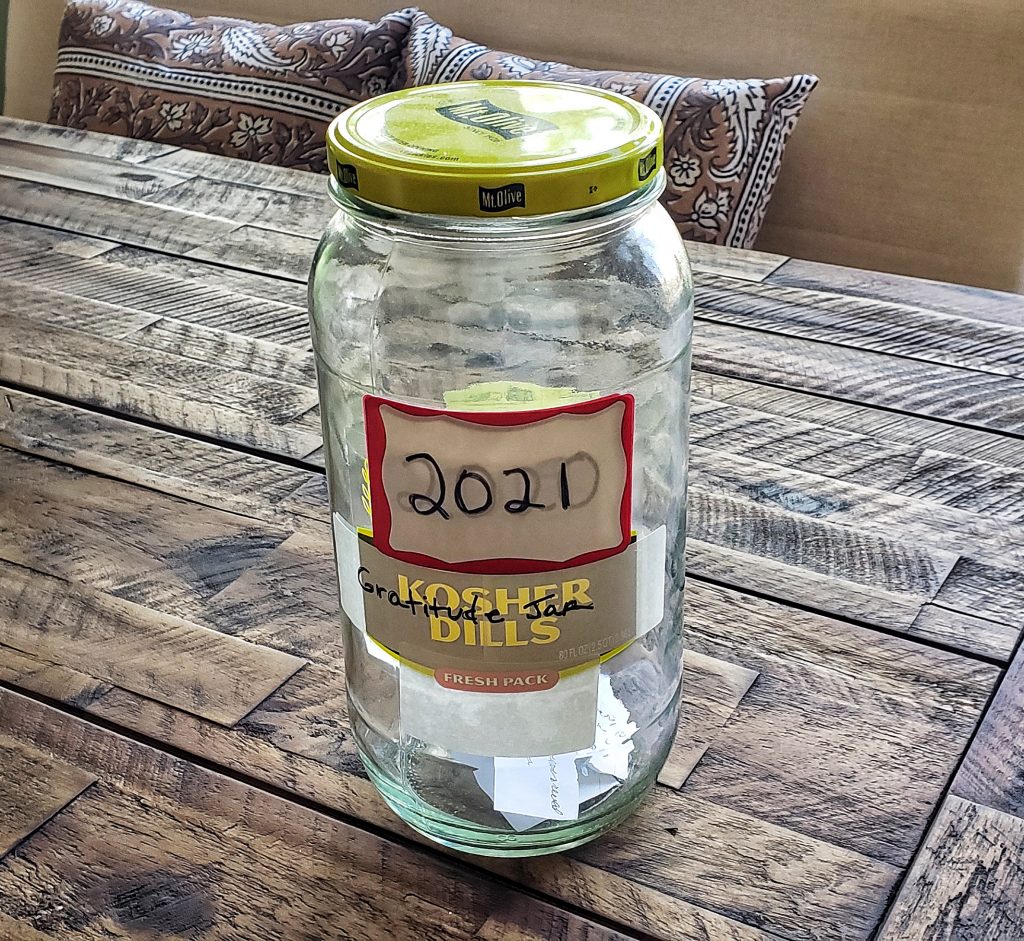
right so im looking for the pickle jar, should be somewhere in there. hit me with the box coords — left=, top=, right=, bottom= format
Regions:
left=308, top=81, right=693, bottom=856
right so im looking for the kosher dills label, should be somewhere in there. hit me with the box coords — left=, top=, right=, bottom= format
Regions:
left=356, top=393, right=637, bottom=692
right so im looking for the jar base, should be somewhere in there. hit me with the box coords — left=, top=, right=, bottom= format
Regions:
left=358, top=744, right=651, bottom=857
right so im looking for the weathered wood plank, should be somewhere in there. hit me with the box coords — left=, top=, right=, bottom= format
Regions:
left=692, top=393, right=1024, bottom=523
left=141, top=145, right=327, bottom=198
left=0, top=734, right=95, bottom=858
left=695, top=370, right=1024, bottom=471
left=1, top=276, right=161, bottom=339
left=695, top=273, right=1024, bottom=379
left=0, top=176, right=237, bottom=256
left=907, top=604, right=1018, bottom=663
left=691, top=444, right=1024, bottom=634
left=694, top=320, right=1024, bottom=435
left=128, top=319, right=315, bottom=387
left=0, top=692, right=653, bottom=941
left=658, top=650, right=759, bottom=789
left=3, top=285, right=316, bottom=421
left=0, top=138, right=191, bottom=201
left=770, top=257, right=1024, bottom=328
left=877, top=796, right=1024, bottom=940
left=0, top=231, right=310, bottom=344
left=686, top=243, right=788, bottom=282
left=680, top=580, right=998, bottom=864
left=97, top=242, right=308, bottom=309
left=689, top=459, right=961, bottom=598
left=954, top=638, right=1024, bottom=819
left=0, top=560, right=305, bottom=727
left=0, top=643, right=112, bottom=710
left=0, top=219, right=118, bottom=260
left=187, top=224, right=315, bottom=281
left=0, top=116, right=177, bottom=164
left=0, top=389, right=318, bottom=524
left=0, top=447, right=294, bottom=622
left=688, top=539, right=925, bottom=630
left=149, top=176, right=334, bottom=238
left=1, top=309, right=320, bottom=457
left=931, top=556, right=1024, bottom=627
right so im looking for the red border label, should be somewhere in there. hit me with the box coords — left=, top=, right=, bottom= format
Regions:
left=363, top=393, right=634, bottom=574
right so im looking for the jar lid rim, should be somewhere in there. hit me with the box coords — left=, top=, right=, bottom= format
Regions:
left=325, top=81, right=664, bottom=218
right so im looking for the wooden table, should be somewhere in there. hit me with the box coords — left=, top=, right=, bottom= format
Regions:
left=1, top=116, right=1022, bottom=941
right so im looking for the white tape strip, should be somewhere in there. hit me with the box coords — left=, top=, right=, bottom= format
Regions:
left=332, top=514, right=366, bottom=632
left=635, top=525, right=667, bottom=637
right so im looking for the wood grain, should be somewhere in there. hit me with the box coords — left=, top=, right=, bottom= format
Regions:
left=907, top=604, right=1018, bottom=663
left=0, top=389, right=318, bottom=524
left=694, top=319, right=1024, bottom=435
left=689, top=452, right=960, bottom=597
left=0, top=116, right=177, bottom=164
left=954, top=638, right=1024, bottom=819
left=12, top=447, right=983, bottom=870
left=149, top=175, right=333, bottom=238
left=1, top=303, right=320, bottom=458
left=0, top=643, right=112, bottom=710
left=0, top=559, right=305, bottom=726
left=0, top=232, right=310, bottom=345
left=0, top=175, right=236, bottom=256
left=695, top=370, right=1024, bottom=471
left=770, top=257, right=1024, bottom=328
left=877, top=796, right=1024, bottom=940
left=141, top=145, right=327, bottom=198
left=94, top=241, right=308, bottom=309
left=695, top=272, right=1024, bottom=379
left=658, top=650, right=759, bottom=789
left=691, top=392, right=1024, bottom=523
left=686, top=243, right=788, bottom=282
left=680, top=580, right=997, bottom=865
left=2, top=285, right=317, bottom=420
left=0, top=691, right=651, bottom=941
left=688, top=538, right=925, bottom=630
left=0, top=447, right=295, bottom=623
left=0, top=137, right=190, bottom=201
left=0, top=442, right=969, bottom=939
left=186, top=223, right=315, bottom=281
left=0, top=734, right=95, bottom=857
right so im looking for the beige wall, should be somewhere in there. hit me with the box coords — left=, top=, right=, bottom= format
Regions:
left=7, top=0, right=1024, bottom=292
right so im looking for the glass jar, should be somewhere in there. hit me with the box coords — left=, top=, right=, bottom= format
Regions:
left=309, top=82, right=692, bottom=856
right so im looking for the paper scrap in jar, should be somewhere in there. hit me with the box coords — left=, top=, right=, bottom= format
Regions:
left=493, top=754, right=581, bottom=821
left=588, top=673, right=638, bottom=779
left=455, top=674, right=636, bottom=828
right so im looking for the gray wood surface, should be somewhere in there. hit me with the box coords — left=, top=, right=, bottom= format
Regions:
left=0, top=691, right=649, bottom=941
left=1, top=116, right=1023, bottom=939
left=878, top=796, right=1024, bottom=940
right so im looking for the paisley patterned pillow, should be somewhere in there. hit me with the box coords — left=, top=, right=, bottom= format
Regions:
left=48, top=0, right=415, bottom=173
left=402, top=11, right=818, bottom=248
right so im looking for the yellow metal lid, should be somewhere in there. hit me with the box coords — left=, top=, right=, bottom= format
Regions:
left=325, top=81, right=663, bottom=217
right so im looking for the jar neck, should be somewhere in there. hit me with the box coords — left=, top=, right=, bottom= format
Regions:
left=327, top=172, right=666, bottom=245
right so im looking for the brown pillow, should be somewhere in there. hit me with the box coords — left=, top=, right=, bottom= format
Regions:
left=402, top=12, right=817, bottom=248
left=49, top=0, right=415, bottom=173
